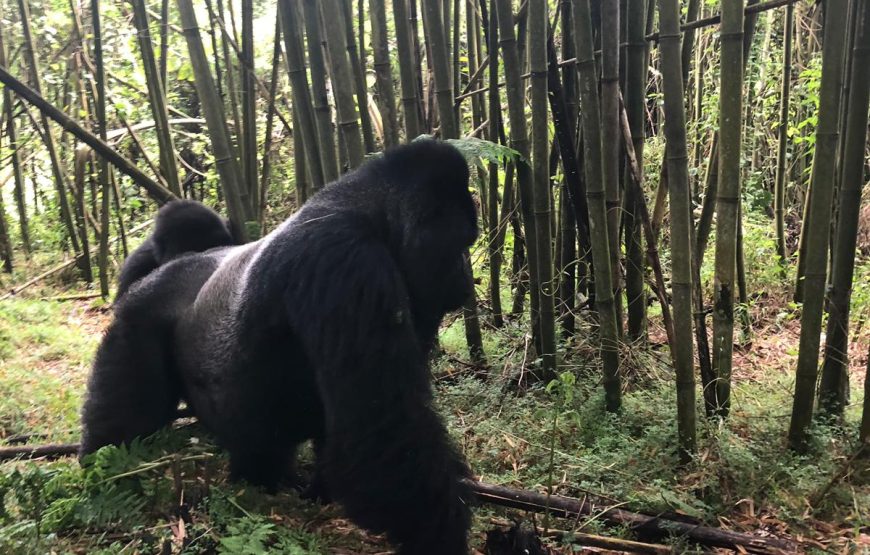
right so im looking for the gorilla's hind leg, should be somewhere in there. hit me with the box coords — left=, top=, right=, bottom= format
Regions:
left=79, top=309, right=181, bottom=458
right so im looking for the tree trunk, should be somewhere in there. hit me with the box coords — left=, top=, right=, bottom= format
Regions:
left=393, top=0, right=423, bottom=140
left=600, top=0, right=623, bottom=337
left=177, top=0, right=250, bottom=240
left=818, top=0, right=870, bottom=417
left=528, top=0, right=556, bottom=380
left=321, top=0, right=366, bottom=168
left=574, top=0, right=621, bottom=412
left=130, top=0, right=182, bottom=197
left=278, top=0, right=325, bottom=192
left=624, top=0, right=647, bottom=341
left=370, top=0, right=400, bottom=147
left=773, top=2, right=794, bottom=268
left=788, top=0, right=848, bottom=451
left=658, top=0, right=697, bottom=457
left=17, top=0, right=81, bottom=256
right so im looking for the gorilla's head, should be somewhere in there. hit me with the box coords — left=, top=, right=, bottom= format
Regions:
left=378, top=140, right=478, bottom=321
left=152, top=200, right=236, bottom=261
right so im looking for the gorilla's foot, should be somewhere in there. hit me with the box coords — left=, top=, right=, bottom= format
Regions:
left=228, top=448, right=295, bottom=494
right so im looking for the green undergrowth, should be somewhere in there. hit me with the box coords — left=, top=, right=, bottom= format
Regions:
left=0, top=299, right=98, bottom=444
left=1, top=243, right=867, bottom=552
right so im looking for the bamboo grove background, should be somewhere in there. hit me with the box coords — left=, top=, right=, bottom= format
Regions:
left=0, top=0, right=868, bottom=464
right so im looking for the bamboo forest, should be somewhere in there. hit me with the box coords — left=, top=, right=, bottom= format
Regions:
left=0, top=0, right=868, bottom=552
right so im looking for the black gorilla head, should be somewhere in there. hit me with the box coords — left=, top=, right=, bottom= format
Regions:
left=152, top=200, right=236, bottom=260
left=377, top=140, right=478, bottom=318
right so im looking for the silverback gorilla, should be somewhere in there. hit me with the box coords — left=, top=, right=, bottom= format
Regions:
left=114, top=200, right=235, bottom=300
left=80, top=140, right=477, bottom=554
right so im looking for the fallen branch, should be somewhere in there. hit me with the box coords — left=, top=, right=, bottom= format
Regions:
left=1, top=259, right=79, bottom=300
left=645, top=0, right=797, bottom=42
left=544, top=528, right=671, bottom=554
left=40, top=292, right=103, bottom=302
left=1, top=219, right=152, bottom=301
left=466, top=481, right=796, bottom=553
left=0, top=64, right=176, bottom=203
left=0, top=443, right=79, bottom=460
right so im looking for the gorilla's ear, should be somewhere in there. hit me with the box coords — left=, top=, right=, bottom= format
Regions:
left=382, top=140, right=470, bottom=195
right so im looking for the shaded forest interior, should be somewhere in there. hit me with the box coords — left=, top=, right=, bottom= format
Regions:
left=0, top=0, right=868, bottom=552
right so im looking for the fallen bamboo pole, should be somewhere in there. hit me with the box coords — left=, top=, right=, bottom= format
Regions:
left=645, top=0, right=797, bottom=42
left=466, top=480, right=796, bottom=554
left=0, top=65, right=176, bottom=203
left=0, top=443, right=79, bottom=460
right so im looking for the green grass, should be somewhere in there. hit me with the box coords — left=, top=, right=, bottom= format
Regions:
left=0, top=299, right=99, bottom=443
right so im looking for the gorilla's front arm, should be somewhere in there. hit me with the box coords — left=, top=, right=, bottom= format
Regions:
left=284, top=235, right=473, bottom=555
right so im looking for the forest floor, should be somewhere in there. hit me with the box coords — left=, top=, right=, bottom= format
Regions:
left=0, top=225, right=868, bottom=553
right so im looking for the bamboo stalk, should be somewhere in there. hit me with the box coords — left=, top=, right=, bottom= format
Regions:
left=278, top=0, right=325, bottom=192
left=0, top=15, right=30, bottom=254
left=240, top=0, right=258, bottom=221
left=130, top=0, right=182, bottom=197
left=773, top=3, right=794, bottom=268
left=467, top=481, right=795, bottom=553
left=711, top=0, right=745, bottom=417
left=176, top=0, right=250, bottom=240
left=301, top=0, right=340, bottom=182
left=645, top=0, right=797, bottom=41
left=494, top=0, right=541, bottom=357
left=486, top=0, right=504, bottom=328
left=624, top=0, right=647, bottom=341
left=658, top=0, right=696, bottom=456
left=393, top=0, right=423, bottom=139
left=259, top=18, right=282, bottom=225
left=92, top=0, right=111, bottom=298
left=338, top=0, right=376, bottom=153
left=818, top=0, right=870, bottom=417
left=788, top=0, right=848, bottom=451
left=528, top=0, right=555, bottom=379
left=16, top=0, right=81, bottom=255
left=370, top=0, right=399, bottom=146
left=573, top=0, right=621, bottom=412
left=321, top=0, right=366, bottom=167
left=600, top=0, right=622, bottom=338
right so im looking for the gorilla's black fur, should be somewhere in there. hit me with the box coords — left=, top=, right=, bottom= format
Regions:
left=115, top=200, right=235, bottom=300
left=81, top=140, right=477, bottom=554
